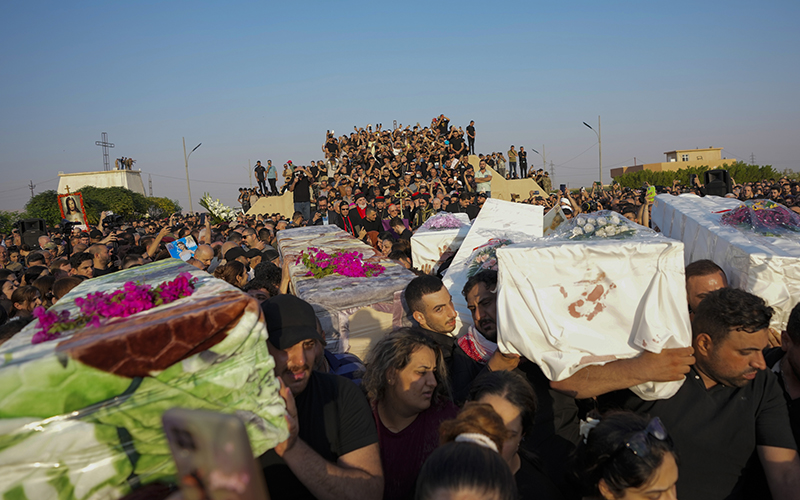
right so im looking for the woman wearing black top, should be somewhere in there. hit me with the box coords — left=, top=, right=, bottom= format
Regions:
left=469, top=370, right=566, bottom=500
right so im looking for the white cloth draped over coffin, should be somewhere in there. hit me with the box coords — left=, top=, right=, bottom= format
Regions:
left=276, top=225, right=416, bottom=357
left=442, top=199, right=544, bottom=337
left=651, top=193, right=800, bottom=330
left=496, top=237, right=692, bottom=401
left=411, top=213, right=471, bottom=273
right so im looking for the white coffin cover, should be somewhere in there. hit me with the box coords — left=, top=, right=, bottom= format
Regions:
left=411, top=212, right=471, bottom=273
left=496, top=236, right=692, bottom=400
left=442, top=199, right=544, bottom=336
left=651, top=194, right=800, bottom=330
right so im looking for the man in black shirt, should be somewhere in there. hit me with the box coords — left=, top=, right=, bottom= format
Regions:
left=767, top=302, right=800, bottom=445
left=447, top=191, right=479, bottom=220
left=600, top=288, right=800, bottom=500
left=518, top=146, right=528, bottom=178
left=254, top=160, right=267, bottom=196
left=336, top=203, right=359, bottom=237
left=466, top=120, right=476, bottom=155
left=404, top=275, right=458, bottom=364
left=311, top=196, right=339, bottom=227
left=289, top=165, right=314, bottom=222
left=259, top=295, right=383, bottom=500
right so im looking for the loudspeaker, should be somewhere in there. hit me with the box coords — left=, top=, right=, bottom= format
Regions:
left=17, top=219, right=47, bottom=249
left=703, top=169, right=732, bottom=197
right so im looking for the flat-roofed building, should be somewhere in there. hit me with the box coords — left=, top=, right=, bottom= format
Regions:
left=610, top=147, right=734, bottom=178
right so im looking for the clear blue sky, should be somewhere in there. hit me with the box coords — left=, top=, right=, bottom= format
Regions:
left=2, top=0, right=798, bottom=212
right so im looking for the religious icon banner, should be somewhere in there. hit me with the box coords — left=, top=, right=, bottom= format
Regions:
left=58, top=191, right=88, bottom=228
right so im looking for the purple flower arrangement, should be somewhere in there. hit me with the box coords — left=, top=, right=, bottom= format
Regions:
left=296, top=247, right=385, bottom=279
left=420, top=212, right=466, bottom=231
left=31, top=272, right=198, bottom=345
left=720, top=199, right=800, bottom=236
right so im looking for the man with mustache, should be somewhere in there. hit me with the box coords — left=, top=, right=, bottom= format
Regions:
left=601, top=288, right=800, bottom=500
left=259, top=295, right=383, bottom=500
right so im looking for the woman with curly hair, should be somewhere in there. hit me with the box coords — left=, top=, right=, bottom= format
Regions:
left=362, top=328, right=458, bottom=500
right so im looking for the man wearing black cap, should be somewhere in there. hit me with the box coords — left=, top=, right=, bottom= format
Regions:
left=374, top=196, right=388, bottom=219
left=259, top=295, right=383, bottom=500
left=225, top=246, right=249, bottom=268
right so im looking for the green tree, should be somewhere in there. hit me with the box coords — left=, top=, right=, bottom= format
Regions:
left=147, top=197, right=182, bottom=219
left=24, top=190, right=61, bottom=226
left=614, top=161, right=781, bottom=188
left=0, top=211, right=21, bottom=234
left=22, top=187, right=181, bottom=226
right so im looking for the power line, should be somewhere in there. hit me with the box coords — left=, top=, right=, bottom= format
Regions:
left=0, top=176, right=59, bottom=195
left=143, top=171, right=245, bottom=186
left=553, top=142, right=598, bottom=168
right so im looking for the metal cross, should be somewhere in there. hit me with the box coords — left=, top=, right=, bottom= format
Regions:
left=95, top=132, right=115, bottom=171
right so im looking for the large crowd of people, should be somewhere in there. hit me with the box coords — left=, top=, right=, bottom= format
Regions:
left=236, top=116, right=800, bottom=240
left=1, top=116, right=799, bottom=500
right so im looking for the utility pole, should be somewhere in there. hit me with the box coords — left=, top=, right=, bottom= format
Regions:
left=542, top=145, right=546, bottom=171
left=28, top=180, right=35, bottom=199
left=750, top=152, right=756, bottom=165
left=148, top=174, right=153, bottom=197
left=598, top=116, right=602, bottom=185
left=583, top=116, right=602, bottom=184
left=550, top=161, right=555, bottom=178
left=183, top=138, right=202, bottom=215
left=248, top=159, right=253, bottom=188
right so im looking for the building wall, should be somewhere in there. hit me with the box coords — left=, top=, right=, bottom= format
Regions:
left=664, top=148, right=722, bottom=163
left=57, top=170, right=147, bottom=196
left=610, top=158, right=737, bottom=178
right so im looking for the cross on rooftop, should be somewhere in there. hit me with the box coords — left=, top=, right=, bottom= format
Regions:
left=95, top=132, right=115, bottom=171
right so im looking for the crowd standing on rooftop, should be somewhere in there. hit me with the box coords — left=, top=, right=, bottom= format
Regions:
left=1, top=115, right=800, bottom=500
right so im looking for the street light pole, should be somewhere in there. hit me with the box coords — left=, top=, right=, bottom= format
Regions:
left=183, top=137, right=202, bottom=215
left=583, top=116, right=602, bottom=185
left=531, top=146, right=547, bottom=171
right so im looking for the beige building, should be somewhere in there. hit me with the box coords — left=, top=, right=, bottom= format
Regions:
left=57, top=169, right=147, bottom=196
left=610, top=147, right=735, bottom=178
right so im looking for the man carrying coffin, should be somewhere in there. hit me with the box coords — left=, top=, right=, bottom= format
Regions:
left=600, top=288, right=800, bottom=500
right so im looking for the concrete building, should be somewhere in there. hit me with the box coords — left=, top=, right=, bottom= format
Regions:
left=57, top=170, right=147, bottom=196
left=610, top=147, right=735, bottom=178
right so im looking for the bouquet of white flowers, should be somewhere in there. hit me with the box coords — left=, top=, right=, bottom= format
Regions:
left=199, top=193, right=237, bottom=224
left=553, top=210, right=642, bottom=240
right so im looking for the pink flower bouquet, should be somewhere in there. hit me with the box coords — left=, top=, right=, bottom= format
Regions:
left=31, top=272, right=198, bottom=344
left=296, top=247, right=385, bottom=279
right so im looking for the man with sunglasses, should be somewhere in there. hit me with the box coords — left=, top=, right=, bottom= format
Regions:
left=600, top=288, right=800, bottom=500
